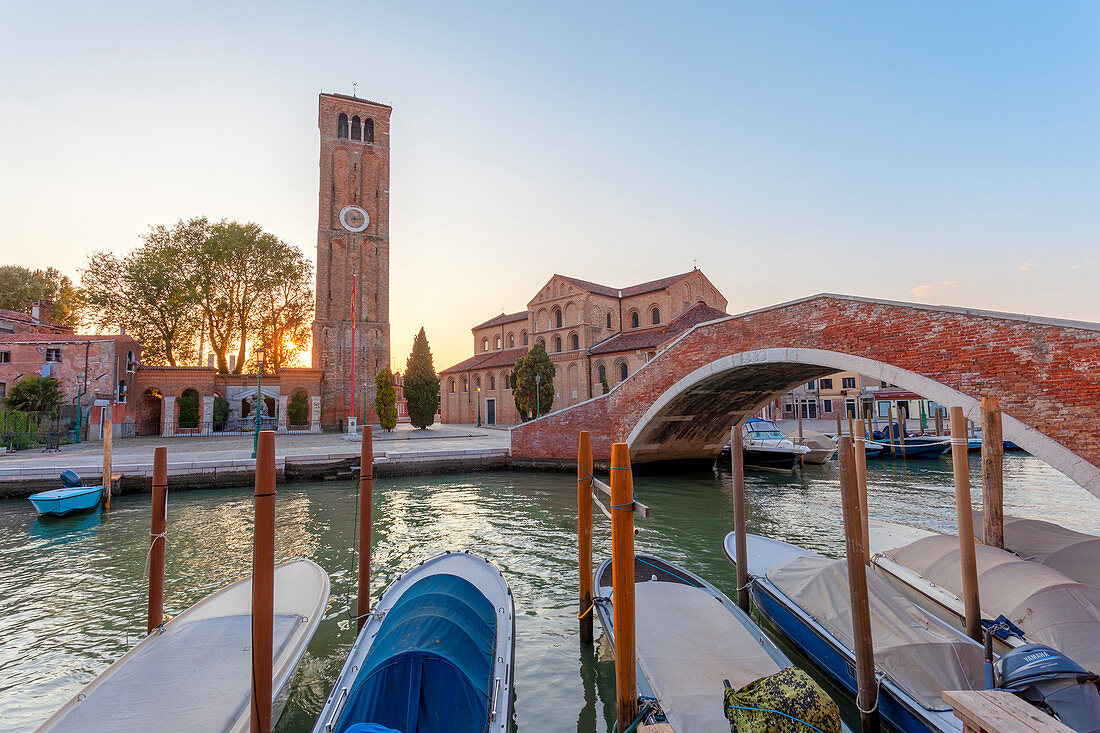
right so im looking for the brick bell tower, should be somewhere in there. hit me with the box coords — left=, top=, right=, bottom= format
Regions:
left=312, top=93, right=392, bottom=428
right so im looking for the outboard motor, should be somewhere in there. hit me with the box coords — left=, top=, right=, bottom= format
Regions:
left=60, top=470, right=83, bottom=488
left=997, top=644, right=1100, bottom=733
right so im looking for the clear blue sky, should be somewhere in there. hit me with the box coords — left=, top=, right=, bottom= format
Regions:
left=2, top=2, right=1097, bottom=366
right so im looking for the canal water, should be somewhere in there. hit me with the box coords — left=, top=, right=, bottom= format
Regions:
left=1, top=454, right=1096, bottom=732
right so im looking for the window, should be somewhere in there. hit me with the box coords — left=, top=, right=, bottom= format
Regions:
left=806, top=380, right=815, bottom=390
left=880, top=380, right=888, bottom=388
left=0, top=351, right=9, bottom=363
left=502, top=372, right=510, bottom=390
left=784, top=402, right=793, bottom=414
left=536, top=338, right=545, bottom=349
left=475, top=377, right=481, bottom=391
left=462, top=378, right=468, bottom=393
left=449, top=379, right=455, bottom=393
left=522, top=331, right=528, bottom=346
left=117, top=381, right=127, bottom=404
left=823, top=398, right=833, bottom=414
left=495, top=336, right=501, bottom=349
left=820, top=378, right=833, bottom=389
left=571, top=334, right=579, bottom=350
left=337, top=113, right=349, bottom=139
left=489, top=375, right=495, bottom=390
left=553, top=336, right=562, bottom=353
left=351, top=115, right=361, bottom=140
left=800, top=400, right=818, bottom=419
left=554, top=309, right=562, bottom=328
left=364, top=118, right=374, bottom=143
left=126, top=350, right=136, bottom=372
left=482, top=338, right=489, bottom=352
left=619, top=363, right=628, bottom=381
left=877, top=401, right=890, bottom=417
left=630, top=312, right=639, bottom=328
left=45, top=348, right=61, bottom=362
left=606, top=313, right=612, bottom=328
left=651, top=307, right=660, bottom=325
left=842, top=377, right=856, bottom=389
left=598, top=365, right=606, bottom=383
left=0, top=383, right=5, bottom=398
left=508, top=334, right=514, bottom=348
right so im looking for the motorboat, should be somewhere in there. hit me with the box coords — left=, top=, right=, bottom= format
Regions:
left=738, top=418, right=810, bottom=471
left=593, top=553, right=846, bottom=733
left=827, top=433, right=885, bottom=459
left=37, top=559, right=330, bottom=732
left=29, top=471, right=103, bottom=517
left=868, top=520, right=1100, bottom=676
left=313, top=552, right=514, bottom=733
left=874, top=424, right=951, bottom=459
left=784, top=429, right=838, bottom=464
left=724, top=532, right=1100, bottom=733
left=970, top=511, right=1100, bottom=588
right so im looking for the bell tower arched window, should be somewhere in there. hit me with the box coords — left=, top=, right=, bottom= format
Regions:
left=337, top=113, right=349, bottom=139
left=351, top=115, right=362, bottom=141
left=364, top=118, right=374, bottom=143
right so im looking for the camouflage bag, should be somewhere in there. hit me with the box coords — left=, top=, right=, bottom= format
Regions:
left=724, top=666, right=842, bottom=733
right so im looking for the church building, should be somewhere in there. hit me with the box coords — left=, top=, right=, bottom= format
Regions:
left=439, top=270, right=728, bottom=425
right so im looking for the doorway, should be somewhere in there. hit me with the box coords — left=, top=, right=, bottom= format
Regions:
left=485, top=398, right=496, bottom=426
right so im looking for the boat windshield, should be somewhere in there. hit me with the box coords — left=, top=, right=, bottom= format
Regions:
left=745, top=421, right=784, bottom=440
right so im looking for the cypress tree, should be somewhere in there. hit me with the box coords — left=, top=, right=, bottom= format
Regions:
left=404, top=327, right=440, bottom=429
left=375, top=366, right=397, bottom=431
left=509, top=343, right=556, bottom=420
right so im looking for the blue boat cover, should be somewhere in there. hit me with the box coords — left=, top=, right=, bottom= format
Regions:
left=334, top=573, right=496, bottom=733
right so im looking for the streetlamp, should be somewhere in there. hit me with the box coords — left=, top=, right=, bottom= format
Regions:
left=476, top=383, right=482, bottom=427
left=534, top=373, right=541, bottom=418
left=251, top=346, right=265, bottom=459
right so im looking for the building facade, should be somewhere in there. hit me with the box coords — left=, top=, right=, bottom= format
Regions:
left=440, top=270, right=727, bottom=425
left=311, top=93, right=392, bottom=429
left=0, top=300, right=72, bottom=336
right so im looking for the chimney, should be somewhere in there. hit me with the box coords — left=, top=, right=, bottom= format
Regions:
left=119, top=325, right=126, bottom=335
left=31, top=299, right=54, bottom=325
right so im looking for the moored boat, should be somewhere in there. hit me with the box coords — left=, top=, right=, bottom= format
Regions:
left=313, top=551, right=514, bottom=733
left=37, top=559, right=330, bottom=732
left=785, top=429, right=838, bottom=464
left=970, top=511, right=1100, bottom=588
left=739, top=417, right=810, bottom=471
left=29, top=472, right=103, bottom=517
left=593, top=553, right=846, bottom=732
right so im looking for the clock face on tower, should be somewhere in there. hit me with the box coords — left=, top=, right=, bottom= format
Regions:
left=339, top=205, right=370, bottom=233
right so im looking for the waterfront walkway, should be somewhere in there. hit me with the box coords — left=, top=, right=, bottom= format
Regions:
left=0, top=424, right=511, bottom=496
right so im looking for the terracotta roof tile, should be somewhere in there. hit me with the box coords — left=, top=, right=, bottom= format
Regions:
left=440, top=347, right=527, bottom=374
left=473, top=311, right=528, bottom=330
left=554, top=271, right=697, bottom=299
left=588, top=302, right=727, bottom=355
left=0, top=333, right=126, bottom=344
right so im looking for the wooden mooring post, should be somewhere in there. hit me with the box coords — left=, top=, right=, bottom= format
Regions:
left=935, top=407, right=944, bottom=436
left=980, top=397, right=1004, bottom=549
left=949, top=407, right=983, bottom=642
left=102, top=413, right=112, bottom=509
left=578, top=431, right=594, bottom=644
left=251, top=431, right=276, bottom=733
left=838, top=436, right=880, bottom=733
left=853, top=418, right=870, bottom=561
left=887, top=403, right=897, bottom=457
left=610, top=443, right=637, bottom=727
left=357, top=426, right=373, bottom=632
left=147, top=447, right=167, bottom=634
left=731, top=422, right=750, bottom=612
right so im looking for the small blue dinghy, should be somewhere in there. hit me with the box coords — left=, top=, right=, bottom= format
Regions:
left=313, top=551, right=515, bottom=733
left=29, top=471, right=103, bottom=517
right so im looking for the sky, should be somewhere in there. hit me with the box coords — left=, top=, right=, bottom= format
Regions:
left=1, top=2, right=1097, bottom=369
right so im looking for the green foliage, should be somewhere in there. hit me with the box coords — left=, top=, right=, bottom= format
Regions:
left=4, top=376, right=64, bottom=413
left=404, top=328, right=440, bottom=429
left=213, top=396, right=229, bottom=427
left=287, top=392, right=309, bottom=425
left=0, top=411, right=42, bottom=450
left=178, top=389, right=201, bottom=428
left=375, top=366, right=398, bottom=431
left=0, top=265, right=82, bottom=327
left=509, top=343, right=556, bottom=420
left=601, top=376, right=610, bottom=394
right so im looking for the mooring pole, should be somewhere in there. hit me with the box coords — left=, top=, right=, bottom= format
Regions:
left=935, top=407, right=944, bottom=436
left=854, top=418, right=870, bottom=562
left=835, top=408, right=843, bottom=438
left=147, top=446, right=167, bottom=634
left=839, top=436, right=880, bottom=733
left=731, top=422, right=750, bottom=612
left=949, top=407, right=982, bottom=642
left=980, top=397, right=1004, bottom=549
left=357, top=425, right=373, bottom=632
left=102, top=412, right=113, bottom=510
left=578, top=431, right=594, bottom=644
left=887, top=403, right=897, bottom=457
left=251, top=431, right=276, bottom=733
left=610, top=442, right=637, bottom=727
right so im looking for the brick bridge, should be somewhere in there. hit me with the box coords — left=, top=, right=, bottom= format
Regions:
left=511, top=294, right=1100, bottom=499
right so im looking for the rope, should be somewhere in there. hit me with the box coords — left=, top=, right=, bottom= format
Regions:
left=635, top=557, right=698, bottom=587
left=124, top=530, right=167, bottom=645
left=854, top=670, right=885, bottom=715
left=725, top=703, right=828, bottom=733
left=577, top=602, right=595, bottom=620
left=949, top=437, right=970, bottom=446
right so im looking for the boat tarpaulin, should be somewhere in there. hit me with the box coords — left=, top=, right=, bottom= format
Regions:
left=334, top=573, right=495, bottom=733
left=971, top=511, right=1100, bottom=588
left=884, top=534, right=1100, bottom=674
left=768, top=556, right=984, bottom=710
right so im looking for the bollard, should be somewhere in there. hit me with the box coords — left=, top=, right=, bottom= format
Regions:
left=949, top=407, right=982, bottom=642
left=148, top=447, right=167, bottom=634
left=357, top=426, right=373, bottom=632
left=980, top=397, right=1004, bottom=549
left=610, top=443, right=637, bottom=728
left=731, top=422, right=750, bottom=612
left=578, top=431, right=594, bottom=644
left=251, top=431, right=276, bottom=733
left=839, top=437, right=880, bottom=733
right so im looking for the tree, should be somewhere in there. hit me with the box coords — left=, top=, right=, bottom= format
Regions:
left=81, top=218, right=206, bottom=366
left=253, top=246, right=314, bottom=372
left=0, top=265, right=82, bottom=327
left=375, top=366, right=397, bottom=431
left=404, top=328, right=440, bottom=429
left=601, top=376, right=610, bottom=394
left=509, top=343, right=555, bottom=420
left=5, top=376, right=64, bottom=412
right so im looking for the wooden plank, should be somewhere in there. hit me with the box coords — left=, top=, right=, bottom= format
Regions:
left=943, top=690, right=1075, bottom=733
left=592, top=477, right=650, bottom=518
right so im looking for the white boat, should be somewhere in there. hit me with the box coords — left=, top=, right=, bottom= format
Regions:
left=785, top=429, right=838, bottom=463
left=741, top=418, right=810, bottom=471
left=37, top=559, right=330, bottom=733
left=868, top=520, right=1100, bottom=675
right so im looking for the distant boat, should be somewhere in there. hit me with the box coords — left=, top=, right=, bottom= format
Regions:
left=740, top=418, right=810, bottom=471
left=37, top=560, right=330, bottom=732
left=313, top=552, right=514, bottom=733
left=593, top=553, right=847, bottom=733
left=29, top=471, right=102, bottom=517
left=874, top=424, right=951, bottom=459
left=784, top=429, right=837, bottom=464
